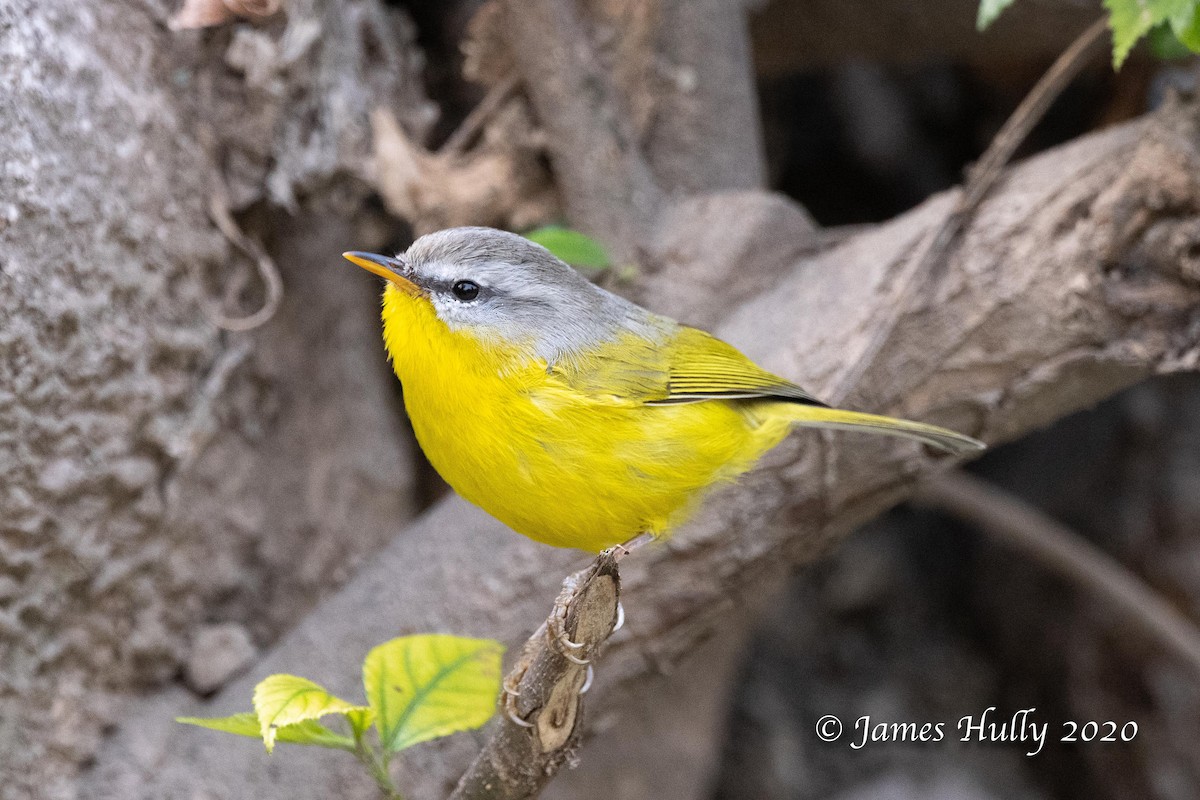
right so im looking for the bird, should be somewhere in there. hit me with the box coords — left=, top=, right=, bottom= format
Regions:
left=344, top=227, right=983, bottom=553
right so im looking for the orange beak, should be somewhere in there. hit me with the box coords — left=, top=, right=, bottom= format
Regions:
left=342, top=251, right=421, bottom=295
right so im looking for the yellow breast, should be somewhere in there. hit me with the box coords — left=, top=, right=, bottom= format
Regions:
left=381, top=286, right=789, bottom=551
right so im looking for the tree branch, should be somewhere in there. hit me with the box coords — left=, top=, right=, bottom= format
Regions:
left=500, top=0, right=663, bottom=260
left=828, top=16, right=1109, bottom=407
left=642, top=0, right=766, bottom=193
left=450, top=553, right=622, bottom=800
left=495, top=0, right=766, bottom=258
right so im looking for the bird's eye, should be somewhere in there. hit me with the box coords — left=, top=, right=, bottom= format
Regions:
left=451, top=280, right=480, bottom=301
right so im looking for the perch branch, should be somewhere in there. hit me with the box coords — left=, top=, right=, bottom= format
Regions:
left=450, top=553, right=622, bottom=800
left=915, top=471, right=1200, bottom=677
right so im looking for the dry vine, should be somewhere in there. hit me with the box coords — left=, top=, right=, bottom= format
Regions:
left=916, top=471, right=1200, bottom=677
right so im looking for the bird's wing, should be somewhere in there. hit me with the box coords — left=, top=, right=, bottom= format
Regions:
left=550, top=325, right=826, bottom=407
left=651, top=326, right=825, bottom=406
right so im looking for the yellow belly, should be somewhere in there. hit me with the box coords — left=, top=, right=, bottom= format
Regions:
left=383, top=288, right=789, bottom=551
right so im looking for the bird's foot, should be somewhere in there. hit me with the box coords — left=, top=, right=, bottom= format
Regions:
left=546, top=595, right=626, bottom=661
left=547, top=607, right=591, bottom=665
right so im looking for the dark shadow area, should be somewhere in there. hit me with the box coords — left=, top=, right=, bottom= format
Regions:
left=760, top=62, right=1119, bottom=224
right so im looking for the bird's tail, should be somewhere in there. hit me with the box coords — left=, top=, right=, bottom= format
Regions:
left=782, top=405, right=985, bottom=455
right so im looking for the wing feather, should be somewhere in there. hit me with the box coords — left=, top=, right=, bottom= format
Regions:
left=654, top=327, right=825, bottom=406
left=551, top=325, right=825, bottom=407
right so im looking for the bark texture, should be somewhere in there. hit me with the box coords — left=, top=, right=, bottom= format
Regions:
left=87, top=102, right=1200, bottom=798
left=499, top=0, right=665, bottom=259
left=0, top=1, right=429, bottom=795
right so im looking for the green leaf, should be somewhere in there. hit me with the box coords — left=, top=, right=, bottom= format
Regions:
left=177, top=712, right=356, bottom=751
left=1105, top=0, right=1158, bottom=68
left=252, top=675, right=370, bottom=753
left=1150, top=21, right=1194, bottom=57
left=977, top=0, right=1017, bottom=30
left=1169, top=3, right=1200, bottom=50
left=363, top=634, right=504, bottom=753
left=524, top=226, right=610, bottom=274
left=1104, top=0, right=1194, bottom=67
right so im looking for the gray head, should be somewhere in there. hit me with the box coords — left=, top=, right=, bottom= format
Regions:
left=345, top=227, right=670, bottom=365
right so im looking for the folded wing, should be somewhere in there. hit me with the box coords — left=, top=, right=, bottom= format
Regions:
left=551, top=324, right=825, bottom=407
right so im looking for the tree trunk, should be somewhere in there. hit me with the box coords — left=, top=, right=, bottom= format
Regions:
left=0, top=1, right=429, bottom=795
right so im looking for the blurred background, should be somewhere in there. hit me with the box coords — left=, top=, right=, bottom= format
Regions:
left=4, top=0, right=1200, bottom=798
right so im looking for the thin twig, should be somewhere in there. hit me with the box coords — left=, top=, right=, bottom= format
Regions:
left=450, top=552, right=622, bottom=800
left=828, top=17, right=1108, bottom=406
left=915, top=471, right=1200, bottom=677
left=958, top=17, right=1109, bottom=223
left=204, top=188, right=283, bottom=332
left=440, top=75, right=520, bottom=156
left=354, top=735, right=404, bottom=800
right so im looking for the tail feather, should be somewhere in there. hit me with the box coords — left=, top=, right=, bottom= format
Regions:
left=785, top=406, right=985, bottom=455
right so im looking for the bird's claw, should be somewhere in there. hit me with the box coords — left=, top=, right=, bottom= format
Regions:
left=548, top=602, right=592, bottom=664
left=502, top=673, right=535, bottom=728
left=579, top=663, right=594, bottom=694
left=558, top=646, right=591, bottom=666
left=505, top=703, right=535, bottom=728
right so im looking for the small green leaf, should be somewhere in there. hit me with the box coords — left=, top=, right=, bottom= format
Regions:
left=363, top=634, right=503, bottom=753
left=177, top=712, right=261, bottom=739
left=177, top=712, right=356, bottom=751
left=524, top=226, right=610, bottom=274
left=252, top=675, right=370, bottom=753
left=1169, top=3, right=1200, bottom=50
left=1104, top=0, right=1194, bottom=67
left=1105, top=0, right=1157, bottom=68
left=977, top=0, right=1017, bottom=30
left=1150, top=21, right=1193, bottom=57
